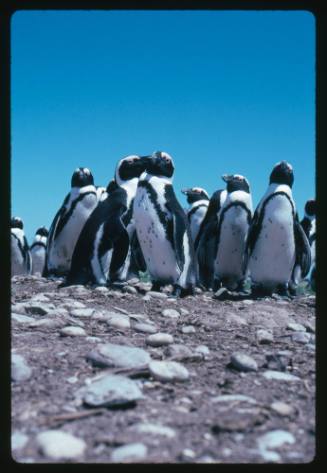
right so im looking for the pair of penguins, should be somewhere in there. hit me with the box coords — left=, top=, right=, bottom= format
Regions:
left=11, top=218, right=48, bottom=276
left=43, top=152, right=314, bottom=298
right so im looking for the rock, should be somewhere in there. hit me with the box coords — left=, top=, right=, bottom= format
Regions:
left=11, top=354, right=32, bottom=382
left=60, top=326, right=86, bottom=337
left=230, top=352, right=258, bottom=372
left=270, top=401, right=295, bottom=416
left=262, top=370, right=300, bottom=382
left=123, top=286, right=138, bottom=295
left=195, top=345, right=210, bottom=356
left=181, top=325, right=196, bottom=334
left=302, top=320, right=315, bottom=333
left=25, top=303, right=55, bottom=315
left=211, top=394, right=257, bottom=404
left=86, top=343, right=151, bottom=369
left=62, top=301, right=86, bottom=310
left=149, top=360, right=189, bottom=382
left=256, top=329, right=274, bottom=344
left=93, top=286, right=109, bottom=294
left=106, top=314, right=131, bottom=330
left=36, top=430, right=86, bottom=460
left=78, top=374, right=143, bottom=407
left=211, top=408, right=262, bottom=433
left=70, top=308, right=94, bottom=318
left=146, top=333, right=174, bottom=347
left=12, top=431, right=29, bottom=450
left=179, top=308, right=189, bottom=316
left=287, top=322, right=306, bottom=332
left=292, top=332, right=311, bottom=344
left=111, top=443, right=147, bottom=462
left=85, top=336, right=101, bottom=343
left=12, top=313, right=35, bottom=324
left=30, top=294, right=50, bottom=302
left=142, top=295, right=151, bottom=302
left=127, top=277, right=140, bottom=286
left=132, top=322, right=157, bottom=334
left=164, top=344, right=198, bottom=361
left=148, top=291, right=168, bottom=299
left=226, top=314, right=248, bottom=326
left=242, top=299, right=254, bottom=305
left=132, top=423, right=176, bottom=438
left=28, top=318, right=66, bottom=329
left=181, top=448, right=196, bottom=459
left=257, top=430, right=296, bottom=461
left=162, top=308, right=180, bottom=318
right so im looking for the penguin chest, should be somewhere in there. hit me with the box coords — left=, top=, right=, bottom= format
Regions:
left=134, top=188, right=179, bottom=282
left=31, top=246, right=46, bottom=274
left=190, top=206, right=207, bottom=242
left=249, top=195, right=295, bottom=285
left=11, top=235, right=27, bottom=275
left=215, top=206, right=249, bottom=278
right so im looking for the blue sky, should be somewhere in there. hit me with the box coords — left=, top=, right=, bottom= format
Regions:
left=11, top=10, right=315, bottom=243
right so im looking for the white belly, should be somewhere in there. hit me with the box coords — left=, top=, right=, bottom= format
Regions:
left=190, top=207, right=207, bottom=242
left=249, top=196, right=295, bottom=287
left=134, top=188, right=179, bottom=283
left=31, top=246, right=46, bottom=275
left=11, top=238, right=27, bottom=276
left=214, top=206, right=249, bottom=286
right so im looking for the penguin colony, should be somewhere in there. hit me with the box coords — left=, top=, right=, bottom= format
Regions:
left=11, top=152, right=315, bottom=298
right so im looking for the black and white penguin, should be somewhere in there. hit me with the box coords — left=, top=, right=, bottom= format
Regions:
left=246, top=161, right=311, bottom=296
left=11, top=217, right=32, bottom=276
left=45, top=167, right=99, bottom=277
left=64, top=155, right=148, bottom=286
left=213, top=174, right=253, bottom=292
left=181, top=187, right=209, bottom=243
left=301, top=199, right=316, bottom=290
left=194, top=189, right=227, bottom=289
left=30, top=226, right=49, bottom=276
left=133, top=151, right=197, bottom=297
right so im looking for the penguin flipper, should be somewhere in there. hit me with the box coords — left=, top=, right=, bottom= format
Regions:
left=294, top=216, right=311, bottom=278
left=109, top=225, right=130, bottom=281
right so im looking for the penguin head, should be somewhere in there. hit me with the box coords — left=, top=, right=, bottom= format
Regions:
left=304, top=199, right=315, bottom=217
left=222, top=174, right=250, bottom=194
left=71, top=167, right=94, bottom=188
left=181, top=187, right=209, bottom=204
left=115, top=155, right=149, bottom=185
left=11, top=217, right=23, bottom=229
left=269, top=161, right=294, bottom=188
left=146, top=151, right=175, bottom=178
left=106, top=178, right=119, bottom=194
left=36, top=226, right=49, bottom=237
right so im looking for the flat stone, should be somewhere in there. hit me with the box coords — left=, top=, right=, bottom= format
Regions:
left=106, top=314, right=131, bottom=329
left=164, top=344, right=197, bottom=361
left=195, top=345, right=210, bottom=356
left=111, top=443, right=147, bottom=462
left=179, top=308, right=189, bottom=316
left=123, top=286, right=138, bottom=295
left=132, top=422, right=176, bottom=438
left=211, top=394, right=257, bottom=404
left=28, top=318, right=66, bottom=329
left=162, top=308, right=180, bottom=318
left=230, top=352, right=258, bottom=372
left=62, top=301, right=86, bottom=310
left=86, top=343, right=151, bottom=369
left=292, top=332, right=311, bottom=344
left=11, top=303, right=28, bottom=314
left=262, top=370, right=300, bottom=382
left=181, top=325, right=196, bottom=334
left=242, top=299, right=254, bottom=305
left=36, top=430, right=86, bottom=460
left=93, top=286, right=109, bottom=293
left=25, top=303, right=55, bottom=316
left=11, top=354, right=32, bottom=382
left=78, top=374, right=143, bottom=407
left=12, top=313, right=35, bottom=324
left=287, top=322, right=306, bottom=332
left=85, top=336, right=101, bottom=343
left=132, top=322, right=157, bottom=334
left=11, top=431, right=29, bottom=450
left=256, top=329, right=274, bottom=344
left=60, top=326, right=86, bottom=337
left=270, top=401, right=295, bottom=416
left=146, top=333, right=174, bottom=347
left=142, top=295, right=151, bottom=302
left=149, top=360, right=189, bottom=382
left=257, top=429, right=296, bottom=455
left=70, top=308, right=94, bottom=318
left=148, top=291, right=168, bottom=299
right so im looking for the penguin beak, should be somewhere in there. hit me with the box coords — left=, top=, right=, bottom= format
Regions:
left=222, top=174, right=233, bottom=183
left=181, top=188, right=189, bottom=195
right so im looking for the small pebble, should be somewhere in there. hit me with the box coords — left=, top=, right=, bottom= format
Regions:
left=262, top=370, right=300, bottom=382
left=146, top=333, right=174, bottom=347
left=270, top=401, right=295, bottom=416
left=148, top=291, right=168, bottom=299
left=181, top=325, right=196, bottom=334
left=292, top=332, right=311, bottom=344
left=11, top=431, right=29, bottom=450
left=36, top=430, right=86, bottom=460
left=70, top=308, right=94, bottom=318
left=162, top=308, right=180, bottom=318
left=149, top=360, right=189, bottom=382
left=60, top=326, right=86, bottom=337
left=287, top=322, right=306, bottom=332
left=256, top=329, right=274, bottom=344
left=230, top=352, right=258, bottom=372
left=111, top=443, right=147, bottom=462
left=11, top=354, right=32, bottom=382
left=132, top=322, right=157, bottom=334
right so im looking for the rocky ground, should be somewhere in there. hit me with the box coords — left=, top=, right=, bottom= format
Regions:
left=11, top=275, right=315, bottom=464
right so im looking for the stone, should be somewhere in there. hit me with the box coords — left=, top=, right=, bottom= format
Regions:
left=70, top=308, right=94, bottom=318
left=162, top=308, right=180, bottom=318
left=93, top=286, right=109, bottom=293
left=181, top=325, right=196, bottom=334
left=36, top=430, right=86, bottom=460
left=287, top=322, right=306, bottom=332
left=195, top=345, right=210, bottom=356
left=62, top=301, right=86, bottom=310
left=86, top=343, right=151, bottom=369
left=242, top=299, right=254, bottom=305
left=230, top=352, right=258, bottom=372
left=262, top=370, right=300, bottom=382
left=211, top=394, right=257, bottom=404
left=303, top=320, right=315, bottom=333
left=11, top=431, right=29, bottom=450
left=142, top=295, right=151, bottom=302
left=180, top=308, right=189, bottom=316
left=60, top=326, right=86, bottom=337
left=256, top=329, right=274, bottom=344
left=111, top=443, right=147, bottom=462
left=25, top=303, right=55, bottom=315
left=28, top=318, right=66, bottom=329
left=11, top=354, right=32, bottom=382
left=106, top=314, right=131, bottom=329
left=257, top=430, right=296, bottom=461
left=226, top=314, right=248, bottom=326
left=270, top=401, right=295, bottom=416
left=292, top=332, right=311, bottom=344
left=132, top=322, right=157, bottom=334
left=30, top=294, right=50, bottom=302
left=146, top=333, right=174, bottom=347
left=12, top=313, right=35, bottom=324
left=132, top=423, right=176, bottom=438
left=149, top=360, right=189, bottom=382
left=148, top=291, right=168, bottom=299
left=79, top=374, right=143, bottom=407
left=164, top=344, right=197, bottom=361
left=123, top=286, right=138, bottom=295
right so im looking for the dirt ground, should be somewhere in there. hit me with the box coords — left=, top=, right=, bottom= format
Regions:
left=11, top=275, right=315, bottom=464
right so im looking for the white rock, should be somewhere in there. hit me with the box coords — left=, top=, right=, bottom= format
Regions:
left=242, top=299, right=254, bottom=305
left=70, top=308, right=94, bottom=318
left=179, top=308, right=189, bottom=316
left=85, top=336, right=101, bottom=343
left=60, top=326, right=86, bottom=337
left=195, top=345, right=210, bottom=356
left=292, top=332, right=311, bottom=344
left=287, top=322, right=306, bottom=332
left=30, top=294, right=50, bottom=302
left=25, top=303, right=55, bottom=315
left=142, top=295, right=151, bottom=302
left=226, top=314, right=248, bottom=326
left=132, top=322, right=157, bottom=334
left=256, top=329, right=274, bottom=344
left=230, top=352, right=258, bottom=372
left=181, top=325, right=196, bottom=334
left=106, top=314, right=131, bottom=329
left=146, top=333, right=174, bottom=347
left=62, top=301, right=86, bottom=310
left=148, top=291, right=168, bottom=299
left=262, top=370, right=300, bottom=382
left=270, top=401, right=295, bottom=416
left=87, top=343, right=151, bottom=369
left=257, top=429, right=295, bottom=452
left=111, top=443, right=147, bottom=462
left=11, top=354, right=32, bottom=382
left=11, top=431, right=29, bottom=450
left=123, top=286, right=138, bottom=295
left=132, top=423, right=176, bottom=438
left=28, top=318, right=65, bottom=329
left=211, top=394, right=257, bottom=404
left=36, top=430, right=86, bottom=460
left=12, top=313, right=35, bottom=324
left=93, top=286, right=109, bottom=293
left=162, top=308, right=180, bottom=318
left=149, top=360, right=189, bottom=382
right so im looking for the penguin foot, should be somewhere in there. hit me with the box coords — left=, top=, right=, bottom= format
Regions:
left=151, top=282, right=163, bottom=292
left=212, top=279, right=221, bottom=293
left=251, top=284, right=272, bottom=300
left=108, top=280, right=128, bottom=290
left=172, top=284, right=194, bottom=298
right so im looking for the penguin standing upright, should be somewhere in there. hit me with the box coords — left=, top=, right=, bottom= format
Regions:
left=301, top=199, right=316, bottom=290
left=133, top=151, right=196, bottom=297
left=30, top=226, right=48, bottom=276
left=213, top=174, right=253, bottom=292
left=246, top=161, right=311, bottom=296
left=11, top=217, right=31, bottom=276
left=64, top=155, right=148, bottom=286
left=195, top=189, right=227, bottom=289
left=46, top=167, right=99, bottom=277
left=181, top=187, right=209, bottom=243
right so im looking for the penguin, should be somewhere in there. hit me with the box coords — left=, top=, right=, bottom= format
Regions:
left=301, top=199, right=316, bottom=291
left=212, top=174, right=253, bottom=292
left=30, top=226, right=49, bottom=276
left=45, top=167, right=99, bottom=277
left=133, top=151, right=197, bottom=297
left=96, top=186, right=108, bottom=202
left=11, top=217, right=32, bottom=276
left=64, top=155, right=148, bottom=286
left=181, top=187, right=209, bottom=243
left=246, top=161, right=311, bottom=297
left=194, top=188, right=227, bottom=290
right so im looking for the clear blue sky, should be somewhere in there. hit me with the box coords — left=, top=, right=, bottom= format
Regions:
left=11, top=10, right=315, bottom=244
